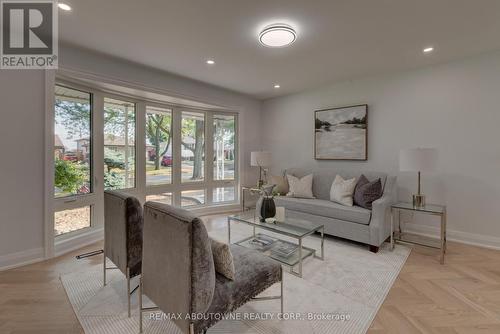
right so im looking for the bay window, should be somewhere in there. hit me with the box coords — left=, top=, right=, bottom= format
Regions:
left=53, top=81, right=238, bottom=241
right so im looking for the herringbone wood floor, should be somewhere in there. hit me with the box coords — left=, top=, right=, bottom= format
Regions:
left=368, top=242, right=500, bottom=334
left=1, top=215, right=500, bottom=333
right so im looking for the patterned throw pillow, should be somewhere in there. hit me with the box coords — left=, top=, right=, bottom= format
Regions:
left=353, top=174, right=383, bottom=209
left=329, top=175, right=357, bottom=206
left=210, top=238, right=235, bottom=280
left=286, top=174, right=315, bottom=198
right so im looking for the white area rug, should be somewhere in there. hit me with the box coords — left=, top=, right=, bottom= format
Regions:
left=61, top=223, right=410, bottom=334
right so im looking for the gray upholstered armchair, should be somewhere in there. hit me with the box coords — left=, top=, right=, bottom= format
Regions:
left=139, top=201, right=283, bottom=334
left=103, top=190, right=143, bottom=317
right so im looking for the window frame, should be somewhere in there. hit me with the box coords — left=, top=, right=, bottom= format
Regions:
left=145, top=104, right=174, bottom=188
left=102, top=94, right=138, bottom=192
left=53, top=80, right=103, bottom=241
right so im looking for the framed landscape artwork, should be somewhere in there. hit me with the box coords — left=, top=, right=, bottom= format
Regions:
left=314, top=104, right=368, bottom=160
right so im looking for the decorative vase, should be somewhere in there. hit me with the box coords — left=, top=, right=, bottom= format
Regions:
left=258, top=195, right=276, bottom=222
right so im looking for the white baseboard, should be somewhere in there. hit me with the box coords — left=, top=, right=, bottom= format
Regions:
left=0, top=247, right=45, bottom=271
left=55, top=227, right=104, bottom=258
left=403, top=222, right=500, bottom=250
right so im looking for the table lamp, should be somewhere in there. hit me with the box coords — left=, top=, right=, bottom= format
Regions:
left=251, top=151, right=271, bottom=188
left=399, top=148, right=438, bottom=207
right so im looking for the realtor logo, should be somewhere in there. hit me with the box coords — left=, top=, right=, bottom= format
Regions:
left=1, top=0, right=58, bottom=69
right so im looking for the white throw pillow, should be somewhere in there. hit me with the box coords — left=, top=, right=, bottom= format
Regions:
left=286, top=174, right=315, bottom=198
left=330, top=175, right=357, bottom=206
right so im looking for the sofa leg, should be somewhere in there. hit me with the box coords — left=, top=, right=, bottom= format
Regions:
left=369, top=245, right=379, bottom=253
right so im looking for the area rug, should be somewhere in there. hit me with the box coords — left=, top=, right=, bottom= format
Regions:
left=61, top=222, right=410, bottom=334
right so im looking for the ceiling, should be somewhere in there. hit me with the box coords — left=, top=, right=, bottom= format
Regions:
left=58, top=0, right=500, bottom=99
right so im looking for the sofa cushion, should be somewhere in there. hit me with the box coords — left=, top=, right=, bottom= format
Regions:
left=194, top=244, right=281, bottom=333
left=274, top=196, right=372, bottom=225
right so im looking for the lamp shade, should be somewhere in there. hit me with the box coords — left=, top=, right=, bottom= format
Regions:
left=399, top=148, right=438, bottom=172
left=251, top=151, right=271, bottom=167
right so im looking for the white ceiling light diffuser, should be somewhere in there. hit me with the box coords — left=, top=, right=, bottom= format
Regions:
left=259, top=24, right=297, bottom=48
left=58, top=3, right=72, bottom=11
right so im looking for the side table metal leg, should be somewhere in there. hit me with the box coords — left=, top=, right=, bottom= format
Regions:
left=398, top=209, right=402, bottom=235
left=390, top=207, right=394, bottom=250
left=440, top=212, right=446, bottom=264
left=444, top=210, right=447, bottom=253
left=227, top=217, right=231, bottom=244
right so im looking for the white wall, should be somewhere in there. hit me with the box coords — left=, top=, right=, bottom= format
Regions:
left=262, top=50, right=500, bottom=249
left=0, top=45, right=263, bottom=269
left=0, top=70, right=47, bottom=268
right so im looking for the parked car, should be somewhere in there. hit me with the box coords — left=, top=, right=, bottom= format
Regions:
left=63, top=152, right=78, bottom=162
left=161, top=155, right=172, bottom=167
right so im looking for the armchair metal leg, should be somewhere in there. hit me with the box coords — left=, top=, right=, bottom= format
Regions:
left=126, top=267, right=131, bottom=318
left=139, top=276, right=143, bottom=333
left=189, top=323, right=194, bottom=334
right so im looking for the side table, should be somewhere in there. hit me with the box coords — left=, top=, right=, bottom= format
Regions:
left=390, top=202, right=447, bottom=264
left=241, top=186, right=261, bottom=211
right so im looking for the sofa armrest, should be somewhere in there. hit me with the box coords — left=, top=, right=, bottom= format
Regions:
left=369, top=176, right=397, bottom=246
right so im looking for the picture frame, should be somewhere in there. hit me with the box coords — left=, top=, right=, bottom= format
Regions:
left=314, top=104, right=368, bottom=160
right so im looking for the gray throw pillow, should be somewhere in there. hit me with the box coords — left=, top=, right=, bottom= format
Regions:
left=210, top=238, right=235, bottom=280
left=354, top=174, right=382, bottom=209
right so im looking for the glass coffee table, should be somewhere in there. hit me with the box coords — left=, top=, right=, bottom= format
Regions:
left=228, top=211, right=324, bottom=278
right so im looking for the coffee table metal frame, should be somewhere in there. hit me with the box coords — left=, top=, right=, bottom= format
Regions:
left=227, top=213, right=324, bottom=278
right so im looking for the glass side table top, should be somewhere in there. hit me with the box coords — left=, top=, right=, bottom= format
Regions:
left=229, top=211, right=324, bottom=238
left=392, top=202, right=446, bottom=214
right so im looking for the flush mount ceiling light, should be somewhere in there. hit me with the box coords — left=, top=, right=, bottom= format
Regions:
left=423, top=47, right=434, bottom=53
left=274, top=84, right=281, bottom=89
left=259, top=24, right=297, bottom=48
left=206, top=59, right=215, bottom=65
left=58, top=3, right=72, bottom=11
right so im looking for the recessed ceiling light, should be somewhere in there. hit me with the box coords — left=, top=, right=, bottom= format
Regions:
left=206, top=59, right=215, bottom=65
left=259, top=24, right=297, bottom=48
left=423, top=47, right=434, bottom=53
left=274, top=84, right=280, bottom=89
left=58, top=3, right=72, bottom=11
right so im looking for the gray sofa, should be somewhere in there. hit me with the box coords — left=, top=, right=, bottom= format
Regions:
left=274, top=168, right=397, bottom=252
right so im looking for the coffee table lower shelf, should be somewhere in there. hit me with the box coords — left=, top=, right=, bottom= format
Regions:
left=234, top=234, right=317, bottom=277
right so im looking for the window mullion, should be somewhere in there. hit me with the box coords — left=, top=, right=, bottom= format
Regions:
left=136, top=101, right=146, bottom=203
left=92, top=91, right=104, bottom=228
left=206, top=112, right=214, bottom=204
left=172, top=107, right=182, bottom=206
